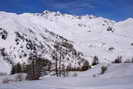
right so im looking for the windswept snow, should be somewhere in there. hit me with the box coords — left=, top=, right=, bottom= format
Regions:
left=0, top=64, right=133, bottom=89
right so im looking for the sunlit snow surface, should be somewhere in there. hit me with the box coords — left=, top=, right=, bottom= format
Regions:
left=0, top=11, right=133, bottom=65
left=0, top=64, right=133, bottom=89
left=0, top=11, right=133, bottom=89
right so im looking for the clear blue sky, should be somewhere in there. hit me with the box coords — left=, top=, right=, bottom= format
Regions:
left=0, top=0, right=133, bottom=21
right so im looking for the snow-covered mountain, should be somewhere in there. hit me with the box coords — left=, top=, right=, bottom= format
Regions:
left=35, top=11, right=133, bottom=63
left=0, top=10, right=133, bottom=74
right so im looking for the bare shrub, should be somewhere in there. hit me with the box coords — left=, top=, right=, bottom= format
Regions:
left=100, top=66, right=107, bottom=74
left=108, top=47, right=115, bottom=51
left=92, top=56, right=99, bottom=66
left=112, top=56, right=122, bottom=63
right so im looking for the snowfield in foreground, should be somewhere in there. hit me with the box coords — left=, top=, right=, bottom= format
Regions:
left=0, top=63, right=133, bottom=89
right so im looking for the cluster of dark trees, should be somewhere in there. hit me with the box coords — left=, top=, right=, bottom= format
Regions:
left=52, top=50, right=70, bottom=77
left=11, top=53, right=133, bottom=80
left=11, top=51, right=73, bottom=80
left=112, top=56, right=133, bottom=63
left=9, top=41, right=92, bottom=80
left=11, top=55, right=51, bottom=80
left=10, top=48, right=90, bottom=80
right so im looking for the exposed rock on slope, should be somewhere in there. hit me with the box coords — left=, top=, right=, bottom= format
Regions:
left=0, top=12, right=88, bottom=73
left=0, top=11, right=133, bottom=73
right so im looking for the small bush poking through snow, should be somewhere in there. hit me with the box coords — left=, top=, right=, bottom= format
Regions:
left=108, top=47, right=115, bottom=51
left=100, top=66, right=107, bottom=74
left=130, top=43, right=133, bottom=46
left=112, top=56, right=122, bottom=63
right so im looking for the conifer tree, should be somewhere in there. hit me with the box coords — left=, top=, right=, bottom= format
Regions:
left=92, top=56, right=99, bottom=66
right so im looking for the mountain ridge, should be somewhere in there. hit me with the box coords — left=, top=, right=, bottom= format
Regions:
left=0, top=10, right=133, bottom=74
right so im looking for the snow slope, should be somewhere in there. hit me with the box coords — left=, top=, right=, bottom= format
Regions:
left=20, top=11, right=133, bottom=63
left=0, top=11, right=88, bottom=74
left=0, top=11, right=133, bottom=74
left=0, top=63, right=133, bottom=89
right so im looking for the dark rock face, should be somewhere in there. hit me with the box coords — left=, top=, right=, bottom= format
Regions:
left=0, top=28, right=8, bottom=40
left=107, top=26, right=114, bottom=32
